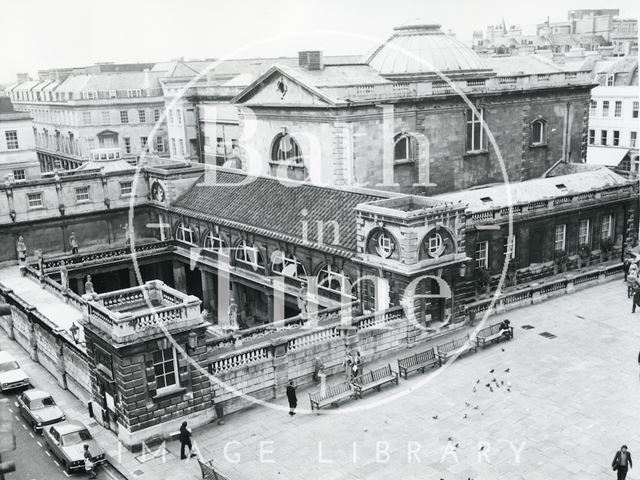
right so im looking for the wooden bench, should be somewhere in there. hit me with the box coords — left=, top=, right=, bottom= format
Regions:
left=309, top=381, right=354, bottom=411
left=198, top=459, right=232, bottom=480
left=352, top=364, right=399, bottom=399
left=436, top=334, right=477, bottom=364
left=397, top=348, right=441, bottom=380
left=475, top=322, right=514, bottom=349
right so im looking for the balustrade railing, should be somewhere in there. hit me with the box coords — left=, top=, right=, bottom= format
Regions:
left=208, top=346, right=270, bottom=374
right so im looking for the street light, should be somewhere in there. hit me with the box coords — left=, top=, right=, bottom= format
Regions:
left=69, top=322, right=80, bottom=344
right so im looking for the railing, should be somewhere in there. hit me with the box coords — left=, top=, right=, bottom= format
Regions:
left=34, top=241, right=173, bottom=273
left=21, top=265, right=85, bottom=310
left=287, top=326, right=340, bottom=351
left=527, top=200, right=548, bottom=210
left=472, top=211, right=495, bottom=221
left=355, top=307, right=403, bottom=331
left=208, top=346, right=270, bottom=374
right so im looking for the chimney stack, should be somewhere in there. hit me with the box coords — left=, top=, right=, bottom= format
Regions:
left=298, top=51, right=324, bottom=71
left=16, top=73, right=30, bottom=83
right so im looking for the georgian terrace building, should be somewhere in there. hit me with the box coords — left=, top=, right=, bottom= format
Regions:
left=4, top=64, right=169, bottom=171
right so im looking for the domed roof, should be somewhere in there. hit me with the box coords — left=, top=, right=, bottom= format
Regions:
left=365, top=22, right=488, bottom=77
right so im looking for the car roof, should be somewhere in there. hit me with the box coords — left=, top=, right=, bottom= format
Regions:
left=23, top=389, right=52, bottom=401
left=51, top=421, right=87, bottom=435
left=0, top=351, right=17, bottom=362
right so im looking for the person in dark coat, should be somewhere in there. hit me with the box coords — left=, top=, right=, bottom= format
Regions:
left=632, top=287, right=640, bottom=313
left=612, top=445, right=632, bottom=480
left=179, top=421, right=195, bottom=460
left=286, top=380, right=297, bottom=416
left=623, top=259, right=631, bottom=282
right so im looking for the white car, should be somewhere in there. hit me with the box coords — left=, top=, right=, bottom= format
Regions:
left=0, top=351, right=30, bottom=392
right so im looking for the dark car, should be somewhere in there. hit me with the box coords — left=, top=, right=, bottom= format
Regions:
left=17, top=389, right=66, bottom=434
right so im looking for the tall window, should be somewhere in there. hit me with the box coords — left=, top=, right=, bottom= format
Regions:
left=466, top=108, right=484, bottom=152
left=5, top=130, right=18, bottom=150
left=154, top=109, right=161, bottom=122
left=153, top=348, right=177, bottom=390
left=588, top=129, right=595, bottom=145
left=503, top=235, right=516, bottom=259
left=123, top=137, right=131, bottom=154
left=168, top=109, right=174, bottom=124
left=176, top=223, right=196, bottom=245
left=475, top=241, right=489, bottom=269
left=101, top=111, right=110, bottom=125
left=393, top=133, right=417, bottom=163
left=600, top=130, right=607, bottom=145
left=633, top=101, right=639, bottom=119
left=120, top=111, right=129, bottom=124
left=75, top=186, right=90, bottom=202
left=82, top=111, right=92, bottom=126
left=531, top=119, right=546, bottom=145
left=171, top=138, right=176, bottom=156
left=271, top=133, right=303, bottom=164
left=120, top=181, right=133, bottom=196
left=203, top=231, right=226, bottom=252
left=602, top=101, right=609, bottom=116
left=235, top=242, right=265, bottom=271
left=179, top=139, right=185, bottom=156
left=613, top=130, right=620, bottom=146
left=590, top=100, right=597, bottom=115
left=578, top=219, right=590, bottom=246
left=13, top=169, right=26, bottom=181
left=631, top=132, right=637, bottom=148
left=601, top=214, right=613, bottom=239
left=140, top=137, right=148, bottom=152
left=177, top=109, right=183, bottom=124
left=138, top=109, right=146, bottom=123
left=155, top=136, right=165, bottom=153
left=606, top=75, right=614, bottom=86
left=27, top=192, right=43, bottom=208
left=554, top=224, right=566, bottom=251
left=614, top=101, right=622, bottom=117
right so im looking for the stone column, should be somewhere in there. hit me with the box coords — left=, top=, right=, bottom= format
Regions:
left=172, top=261, right=187, bottom=293
left=128, top=268, right=137, bottom=289
left=54, top=338, right=68, bottom=389
left=27, top=314, right=38, bottom=362
left=75, top=277, right=85, bottom=295
left=271, top=341, right=289, bottom=398
left=200, top=269, right=216, bottom=313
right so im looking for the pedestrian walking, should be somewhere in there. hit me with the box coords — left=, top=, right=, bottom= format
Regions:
left=343, top=352, right=353, bottom=381
left=286, top=380, right=297, bottom=415
left=612, top=445, right=632, bottom=480
left=355, top=351, right=363, bottom=377
left=179, top=421, right=195, bottom=460
left=70, top=232, right=79, bottom=255
left=623, top=258, right=631, bottom=282
left=632, top=287, right=640, bottom=313
left=627, top=263, right=638, bottom=298
left=83, top=444, right=97, bottom=479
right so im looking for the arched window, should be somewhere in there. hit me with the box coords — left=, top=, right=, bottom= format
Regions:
left=531, top=119, right=547, bottom=145
left=367, top=229, right=399, bottom=260
left=203, top=230, right=226, bottom=252
left=419, top=228, right=456, bottom=260
left=317, top=265, right=350, bottom=294
left=175, top=223, right=196, bottom=245
left=271, top=133, right=303, bottom=164
left=271, top=252, right=307, bottom=282
left=234, top=241, right=265, bottom=272
left=394, top=133, right=418, bottom=163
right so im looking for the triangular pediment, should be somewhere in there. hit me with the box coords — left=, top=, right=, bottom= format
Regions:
left=232, top=66, right=335, bottom=107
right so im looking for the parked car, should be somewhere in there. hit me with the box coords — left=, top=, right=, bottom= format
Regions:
left=17, top=389, right=66, bottom=434
left=44, top=421, right=106, bottom=473
left=0, top=351, right=30, bottom=392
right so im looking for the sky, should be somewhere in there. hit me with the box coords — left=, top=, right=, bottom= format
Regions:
left=1, top=0, right=638, bottom=84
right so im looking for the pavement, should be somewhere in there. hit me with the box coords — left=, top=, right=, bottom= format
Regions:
left=1, top=278, right=639, bottom=480
left=0, top=266, right=84, bottom=341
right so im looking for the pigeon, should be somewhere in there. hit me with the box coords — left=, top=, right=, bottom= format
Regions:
left=489, top=386, right=494, bottom=393
left=501, top=380, right=504, bottom=385
left=476, top=379, right=480, bottom=384
left=473, top=387, right=477, bottom=393
left=447, top=436, right=453, bottom=441
left=480, top=445, right=485, bottom=451
left=507, top=388, right=511, bottom=392
left=432, top=415, right=438, bottom=420
left=489, top=369, right=494, bottom=373
left=363, top=428, right=368, bottom=432
left=505, top=368, right=510, bottom=373
left=485, top=383, right=491, bottom=388
left=465, top=402, right=471, bottom=407
left=473, top=405, right=479, bottom=410
left=463, top=413, right=468, bottom=419
left=492, top=378, right=497, bottom=383
left=507, top=382, right=512, bottom=388
left=501, top=348, right=505, bottom=352
left=454, top=443, right=459, bottom=448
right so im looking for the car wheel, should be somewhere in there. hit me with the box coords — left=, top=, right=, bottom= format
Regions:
left=63, top=460, right=72, bottom=474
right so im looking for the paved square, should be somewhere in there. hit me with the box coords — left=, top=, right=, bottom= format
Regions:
left=190, top=280, right=640, bottom=480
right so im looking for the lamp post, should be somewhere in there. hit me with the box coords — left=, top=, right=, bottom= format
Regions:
left=69, top=322, right=80, bottom=344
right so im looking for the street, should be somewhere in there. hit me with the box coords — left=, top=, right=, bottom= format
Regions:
left=1, top=388, right=126, bottom=480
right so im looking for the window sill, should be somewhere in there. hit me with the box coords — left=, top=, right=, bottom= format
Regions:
left=28, top=206, right=45, bottom=211
left=529, top=143, right=548, bottom=149
left=393, top=159, right=415, bottom=166
left=153, top=386, right=186, bottom=401
left=463, top=149, right=488, bottom=158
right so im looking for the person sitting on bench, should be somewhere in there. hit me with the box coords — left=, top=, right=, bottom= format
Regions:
left=498, top=319, right=511, bottom=339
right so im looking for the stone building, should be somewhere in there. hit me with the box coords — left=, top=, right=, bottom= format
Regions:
left=0, top=97, right=40, bottom=182
left=4, top=64, right=169, bottom=171
left=231, top=22, right=595, bottom=195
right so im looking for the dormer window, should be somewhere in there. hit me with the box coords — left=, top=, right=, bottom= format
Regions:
left=176, top=223, right=196, bottom=245
left=480, top=197, right=492, bottom=203
left=367, top=229, right=398, bottom=260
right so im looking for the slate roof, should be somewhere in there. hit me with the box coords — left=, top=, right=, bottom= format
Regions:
left=435, top=169, right=633, bottom=213
left=484, top=54, right=566, bottom=75
left=170, top=170, right=387, bottom=254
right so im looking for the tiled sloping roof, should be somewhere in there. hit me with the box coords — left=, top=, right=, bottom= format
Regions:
left=170, top=171, right=385, bottom=253
left=484, top=55, right=565, bottom=75
left=435, top=169, right=632, bottom=213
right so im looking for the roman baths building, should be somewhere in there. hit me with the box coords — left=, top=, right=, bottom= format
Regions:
left=0, top=156, right=637, bottom=447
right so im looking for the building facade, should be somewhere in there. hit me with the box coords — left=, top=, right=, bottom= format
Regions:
left=0, top=97, right=40, bottom=182
left=4, top=64, right=169, bottom=171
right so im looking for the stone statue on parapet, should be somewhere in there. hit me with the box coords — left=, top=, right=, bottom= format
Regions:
left=59, top=265, right=69, bottom=291
left=70, top=232, right=79, bottom=255
left=85, top=275, right=94, bottom=294
left=297, top=287, right=309, bottom=320
left=228, top=297, right=238, bottom=329
left=16, top=235, right=27, bottom=264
